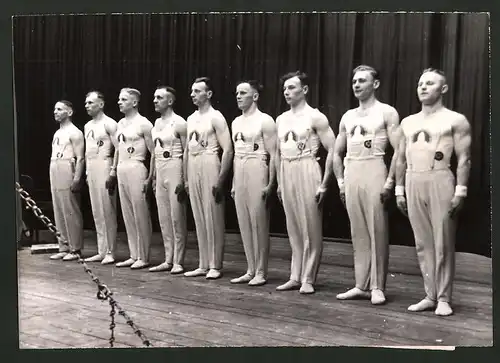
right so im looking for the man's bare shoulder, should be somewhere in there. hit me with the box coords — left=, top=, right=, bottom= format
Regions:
left=378, top=102, right=399, bottom=116
left=104, top=115, right=118, bottom=124
left=443, top=108, right=468, bottom=124
left=174, top=114, right=187, bottom=124
left=70, top=124, right=84, bottom=138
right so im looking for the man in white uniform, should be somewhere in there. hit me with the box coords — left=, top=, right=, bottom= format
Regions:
left=333, top=65, right=400, bottom=305
left=114, top=88, right=154, bottom=270
left=83, top=91, right=118, bottom=265
left=148, top=86, right=188, bottom=274
left=275, top=71, right=336, bottom=294
left=395, top=68, right=471, bottom=316
left=183, top=77, right=234, bottom=280
left=49, top=100, right=85, bottom=261
left=230, top=80, right=277, bottom=286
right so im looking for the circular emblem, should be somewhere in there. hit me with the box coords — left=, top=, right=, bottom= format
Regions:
left=200, top=140, right=207, bottom=148
left=297, top=142, right=305, bottom=151
left=127, top=146, right=135, bottom=154
left=364, top=140, right=372, bottom=149
left=434, top=151, right=444, bottom=161
left=163, top=151, right=170, bottom=158
left=56, top=152, right=63, bottom=158
left=253, top=143, right=259, bottom=151
left=97, top=140, right=104, bottom=147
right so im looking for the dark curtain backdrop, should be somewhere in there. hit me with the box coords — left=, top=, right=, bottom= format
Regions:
left=12, top=13, right=490, bottom=256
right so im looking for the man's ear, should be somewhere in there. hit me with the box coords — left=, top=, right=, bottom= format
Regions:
left=303, top=85, right=309, bottom=95
left=373, top=79, right=381, bottom=90
left=441, top=83, right=449, bottom=95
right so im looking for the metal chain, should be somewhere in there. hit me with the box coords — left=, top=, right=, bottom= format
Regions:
left=16, top=182, right=152, bottom=348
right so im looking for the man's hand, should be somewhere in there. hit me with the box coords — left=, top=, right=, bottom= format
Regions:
left=315, top=186, right=327, bottom=209
left=380, top=187, right=392, bottom=208
left=449, top=195, right=465, bottom=219
left=396, top=195, right=408, bottom=216
left=212, top=183, right=224, bottom=204
left=175, top=183, right=188, bottom=203
left=261, top=185, right=273, bottom=208
left=105, top=175, right=117, bottom=195
left=70, top=180, right=81, bottom=193
left=277, top=185, right=282, bottom=204
left=142, top=178, right=152, bottom=194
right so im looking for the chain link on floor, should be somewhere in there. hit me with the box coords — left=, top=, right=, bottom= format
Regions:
left=16, top=182, right=152, bottom=348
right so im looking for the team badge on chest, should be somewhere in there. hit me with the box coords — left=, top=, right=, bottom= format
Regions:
left=127, top=146, right=135, bottom=154
left=364, top=140, right=372, bottom=149
left=163, top=151, right=170, bottom=158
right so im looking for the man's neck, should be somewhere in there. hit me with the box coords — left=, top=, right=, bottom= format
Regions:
left=124, top=108, right=139, bottom=120
left=59, top=119, right=72, bottom=129
left=290, top=99, right=308, bottom=113
left=160, top=108, right=174, bottom=121
left=242, top=103, right=258, bottom=117
left=358, top=95, right=378, bottom=110
left=421, top=100, right=444, bottom=116
left=92, top=111, right=105, bottom=122
left=198, top=102, right=212, bottom=114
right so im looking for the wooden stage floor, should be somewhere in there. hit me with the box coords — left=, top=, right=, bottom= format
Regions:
left=17, top=231, right=493, bottom=349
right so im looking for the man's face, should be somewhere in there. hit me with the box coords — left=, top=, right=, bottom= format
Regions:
left=53, top=102, right=71, bottom=123
left=190, top=82, right=211, bottom=106
left=118, top=91, right=136, bottom=114
left=417, top=71, right=447, bottom=105
left=283, top=76, right=307, bottom=106
left=236, top=83, right=257, bottom=111
left=352, top=70, right=378, bottom=101
left=153, top=88, right=172, bottom=113
left=85, top=93, right=103, bottom=117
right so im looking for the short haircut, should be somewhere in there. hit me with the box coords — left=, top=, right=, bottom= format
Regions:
left=352, top=65, right=380, bottom=82
left=57, top=100, right=74, bottom=112
left=237, top=79, right=264, bottom=93
left=280, top=71, right=309, bottom=88
left=193, top=77, right=212, bottom=92
left=120, top=87, right=141, bottom=102
left=156, top=85, right=177, bottom=101
left=85, top=90, right=105, bottom=102
left=421, top=68, right=447, bottom=84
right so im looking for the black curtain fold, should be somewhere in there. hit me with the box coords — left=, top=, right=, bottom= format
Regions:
left=13, top=13, right=490, bottom=256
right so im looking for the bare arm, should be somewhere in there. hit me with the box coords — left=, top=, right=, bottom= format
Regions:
left=70, top=130, right=86, bottom=183
left=140, top=120, right=155, bottom=182
left=104, top=118, right=119, bottom=178
left=262, top=115, right=277, bottom=189
left=275, top=116, right=282, bottom=188
left=394, top=124, right=407, bottom=193
left=212, top=113, right=234, bottom=187
left=313, top=112, right=336, bottom=190
left=453, top=115, right=472, bottom=188
left=333, top=116, right=347, bottom=183
left=384, top=106, right=401, bottom=187
left=176, top=120, right=188, bottom=183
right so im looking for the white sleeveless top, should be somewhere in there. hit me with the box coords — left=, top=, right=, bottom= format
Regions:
left=187, top=107, right=222, bottom=156
left=152, top=115, right=185, bottom=160
left=85, top=117, right=116, bottom=160
left=116, top=116, right=153, bottom=162
left=344, top=104, right=388, bottom=160
left=51, top=124, right=81, bottom=161
left=232, top=110, right=268, bottom=159
left=278, top=107, right=320, bottom=160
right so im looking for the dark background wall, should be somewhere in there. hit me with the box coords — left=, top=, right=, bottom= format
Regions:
left=13, top=13, right=490, bottom=256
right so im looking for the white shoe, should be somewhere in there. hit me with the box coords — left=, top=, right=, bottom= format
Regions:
left=50, top=252, right=68, bottom=260
left=131, top=260, right=150, bottom=270
left=149, top=262, right=172, bottom=272
left=116, top=258, right=135, bottom=268
left=184, top=268, right=208, bottom=277
left=170, top=264, right=184, bottom=275
left=62, top=252, right=80, bottom=261
left=230, top=273, right=253, bottom=284
left=101, top=255, right=115, bottom=265
left=206, top=269, right=222, bottom=280
left=84, top=254, right=103, bottom=263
